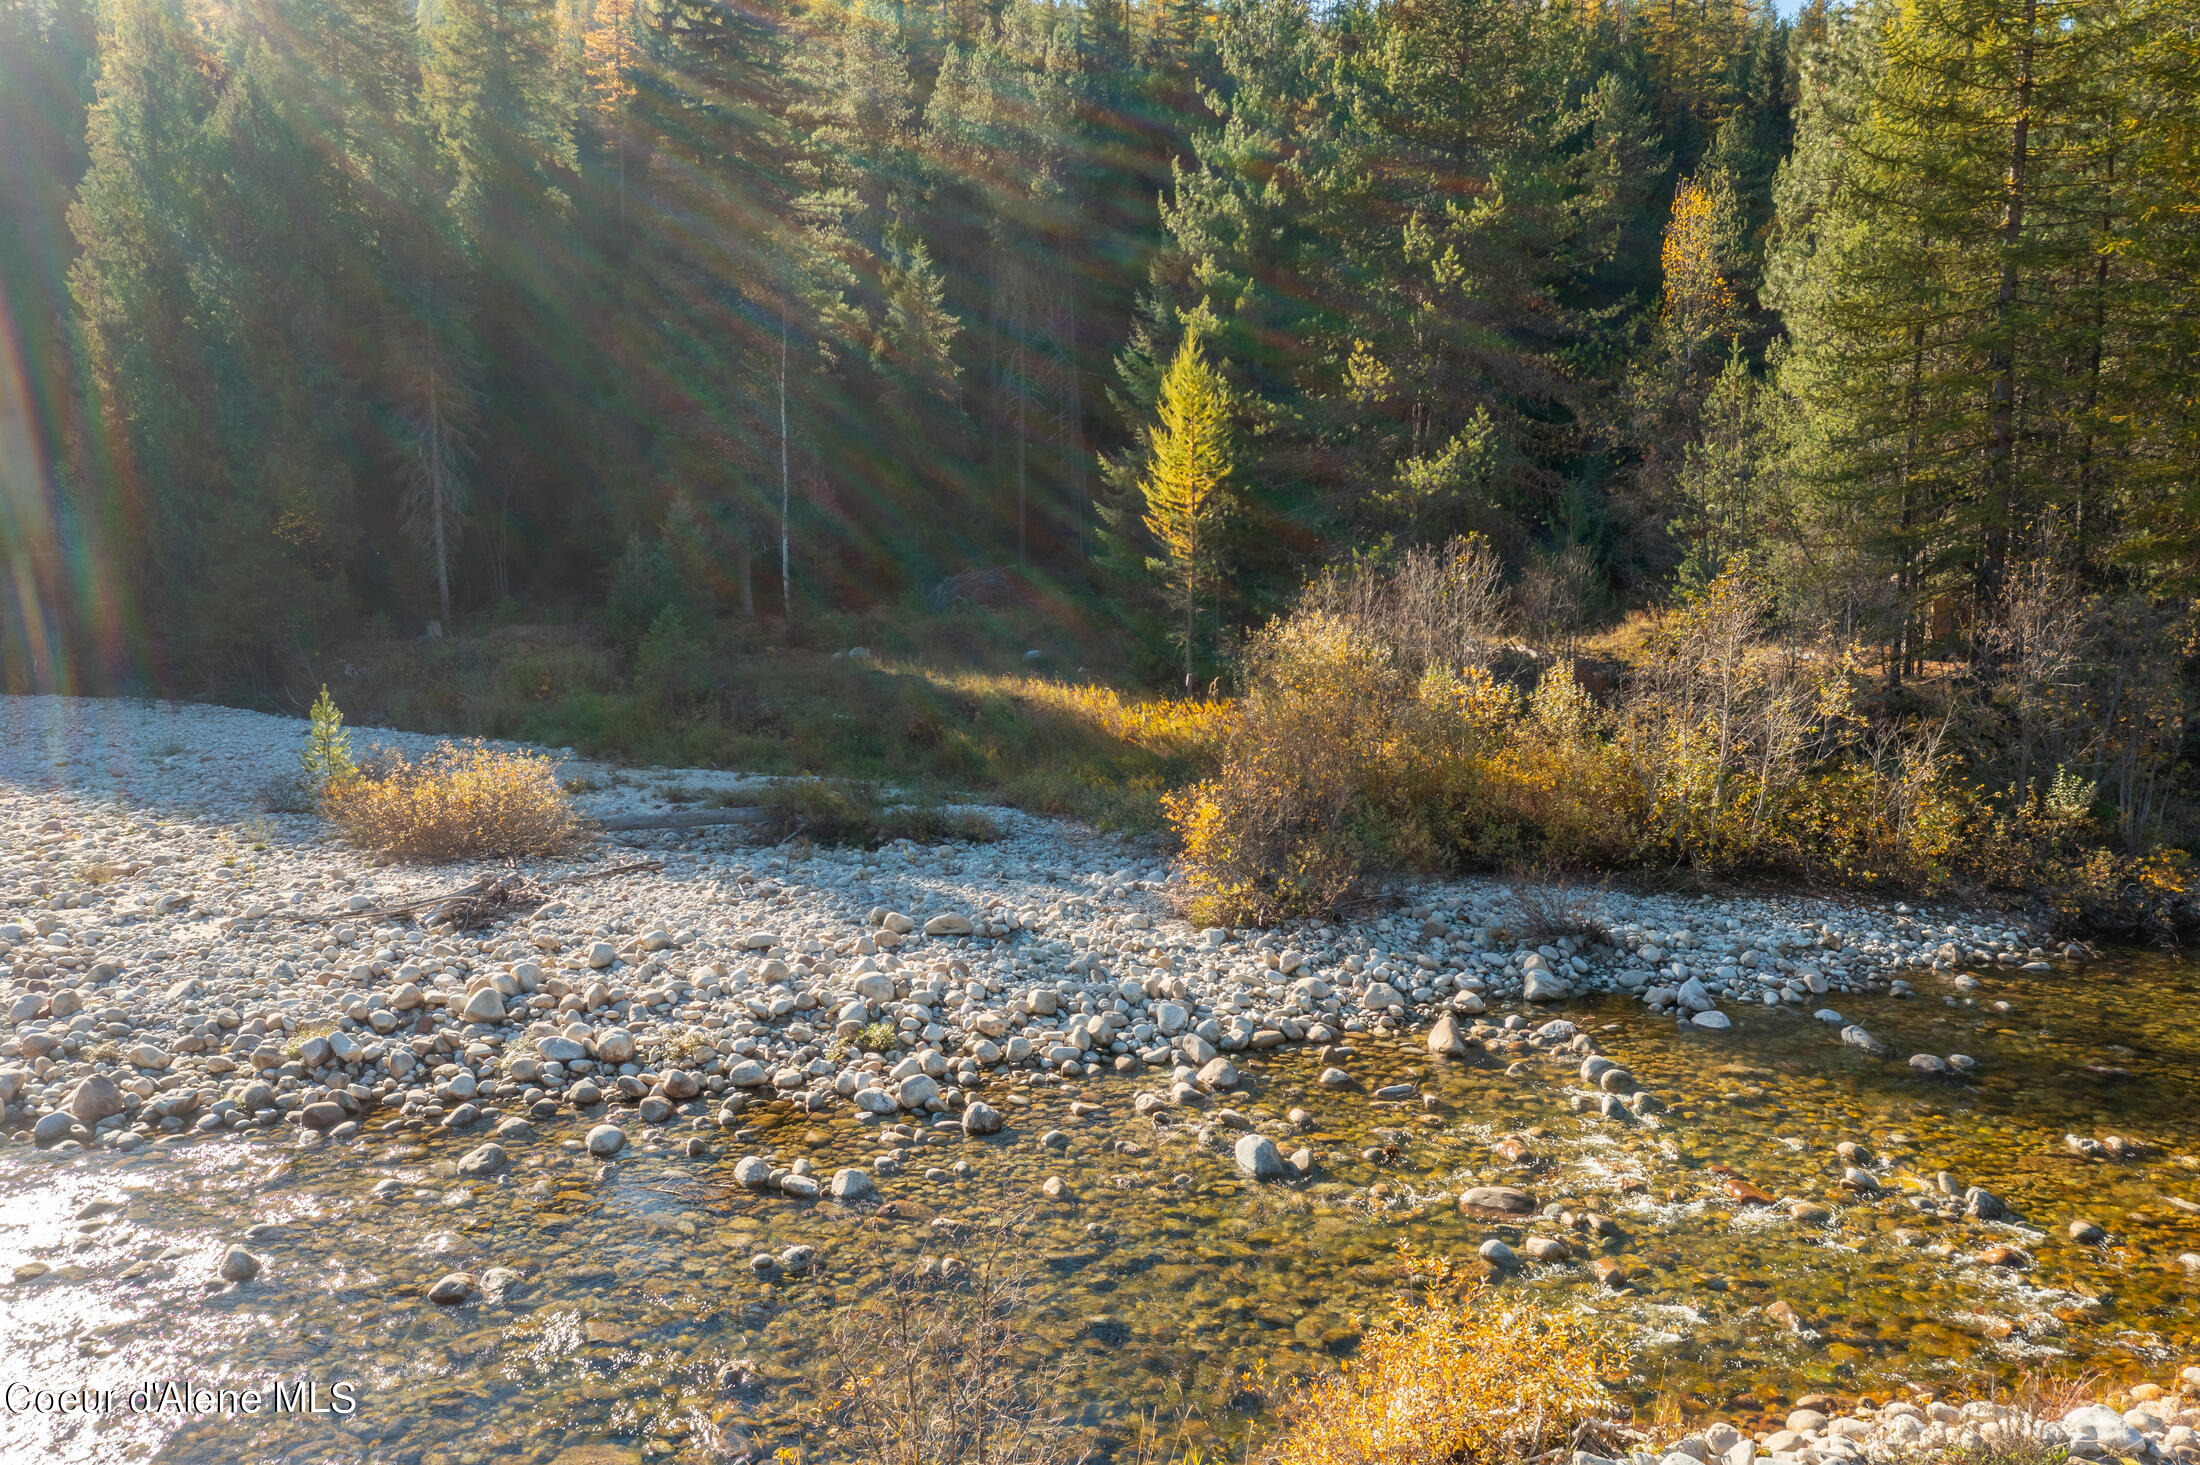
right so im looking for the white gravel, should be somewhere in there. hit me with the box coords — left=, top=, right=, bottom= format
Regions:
left=1598, top=1382, right=2200, bottom=1465
left=0, top=695, right=2076, bottom=1155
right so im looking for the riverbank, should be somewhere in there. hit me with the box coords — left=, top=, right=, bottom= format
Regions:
left=3, top=695, right=2197, bottom=1463
left=0, top=696, right=2079, bottom=1158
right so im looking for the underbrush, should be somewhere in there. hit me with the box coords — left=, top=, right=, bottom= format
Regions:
left=1171, top=551, right=2194, bottom=930
left=322, top=621, right=1224, bottom=834
left=1261, top=1255, right=1622, bottom=1465
left=321, top=740, right=584, bottom=862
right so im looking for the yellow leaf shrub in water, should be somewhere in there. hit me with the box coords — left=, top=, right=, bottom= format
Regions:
left=322, top=740, right=583, bottom=862
left=1265, top=1257, right=1622, bottom=1465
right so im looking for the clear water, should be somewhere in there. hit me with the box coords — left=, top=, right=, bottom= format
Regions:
left=5, top=952, right=2197, bottom=1464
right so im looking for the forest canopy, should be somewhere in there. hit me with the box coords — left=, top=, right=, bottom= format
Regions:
left=0, top=0, right=2195, bottom=693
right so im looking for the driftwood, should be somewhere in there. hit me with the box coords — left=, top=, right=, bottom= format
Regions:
left=272, top=858, right=666, bottom=927
left=594, top=807, right=771, bottom=832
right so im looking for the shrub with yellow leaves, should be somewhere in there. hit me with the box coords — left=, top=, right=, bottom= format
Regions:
left=1263, top=1256, right=1623, bottom=1465
left=321, top=740, right=584, bottom=862
left=1171, top=553, right=1994, bottom=924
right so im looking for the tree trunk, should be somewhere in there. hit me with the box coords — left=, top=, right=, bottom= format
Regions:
left=779, top=306, right=791, bottom=624
left=1981, top=0, right=2038, bottom=618
left=1016, top=333, right=1028, bottom=568
left=735, top=536, right=754, bottom=618
left=1893, top=322, right=1925, bottom=688
left=1184, top=583, right=1195, bottom=692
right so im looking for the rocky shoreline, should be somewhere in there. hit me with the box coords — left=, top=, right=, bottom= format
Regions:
left=0, top=696, right=2081, bottom=1165
left=4, top=695, right=2198, bottom=1457
left=1595, top=1378, right=2200, bottom=1465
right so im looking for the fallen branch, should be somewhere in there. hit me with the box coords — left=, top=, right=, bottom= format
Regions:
left=272, top=859, right=666, bottom=927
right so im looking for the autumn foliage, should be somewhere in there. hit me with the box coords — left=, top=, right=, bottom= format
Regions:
left=322, top=740, right=584, bottom=862
left=1263, top=1259, right=1623, bottom=1465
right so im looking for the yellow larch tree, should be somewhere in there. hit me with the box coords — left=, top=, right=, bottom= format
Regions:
left=1141, top=332, right=1234, bottom=690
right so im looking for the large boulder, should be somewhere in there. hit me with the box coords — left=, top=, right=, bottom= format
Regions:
left=1459, top=1185, right=1537, bottom=1217
left=2063, top=1407, right=2142, bottom=1455
left=64, top=1074, right=125, bottom=1125
left=1233, top=1134, right=1284, bottom=1180
left=458, top=987, right=506, bottom=1023
left=457, top=1142, right=508, bottom=1178
left=1427, top=1012, right=1469, bottom=1057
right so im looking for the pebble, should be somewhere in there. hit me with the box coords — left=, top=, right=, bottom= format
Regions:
left=427, top=1272, right=475, bottom=1304
left=584, top=1124, right=625, bottom=1158
left=219, top=1247, right=261, bottom=1282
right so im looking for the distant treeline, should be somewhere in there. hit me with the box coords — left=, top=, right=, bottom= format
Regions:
left=0, top=0, right=2194, bottom=690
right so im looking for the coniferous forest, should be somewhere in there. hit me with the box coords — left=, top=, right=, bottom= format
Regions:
left=0, top=0, right=2195, bottom=700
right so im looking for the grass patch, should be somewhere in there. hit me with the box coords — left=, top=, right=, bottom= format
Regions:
left=324, top=621, right=1226, bottom=835
left=322, top=740, right=584, bottom=863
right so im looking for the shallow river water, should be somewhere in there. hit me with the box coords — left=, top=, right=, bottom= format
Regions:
left=4, top=951, right=2197, bottom=1465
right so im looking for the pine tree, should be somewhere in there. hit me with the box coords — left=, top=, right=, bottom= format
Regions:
left=419, top=0, right=574, bottom=615
left=1140, top=332, right=1233, bottom=688
left=69, top=0, right=227, bottom=628
left=1768, top=0, right=2134, bottom=659
left=1669, top=345, right=1774, bottom=587
left=299, top=685, right=358, bottom=790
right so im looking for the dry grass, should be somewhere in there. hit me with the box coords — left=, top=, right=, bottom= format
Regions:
left=1502, top=868, right=1613, bottom=946
left=321, top=740, right=584, bottom=862
left=1261, top=1254, right=1623, bottom=1465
